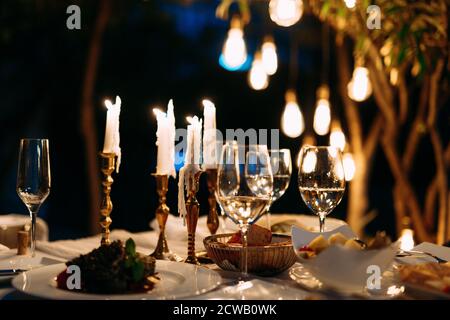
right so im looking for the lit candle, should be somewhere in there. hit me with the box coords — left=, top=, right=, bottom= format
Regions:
left=103, top=96, right=122, bottom=172
left=202, top=99, right=216, bottom=169
left=186, top=116, right=202, bottom=165
left=153, top=100, right=176, bottom=177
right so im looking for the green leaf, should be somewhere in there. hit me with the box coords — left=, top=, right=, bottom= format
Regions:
left=132, top=260, right=145, bottom=282
left=125, top=238, right=136, bottom=257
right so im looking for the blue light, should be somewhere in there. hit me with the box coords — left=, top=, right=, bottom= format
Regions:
left=219, top=53, right=252, bottom=72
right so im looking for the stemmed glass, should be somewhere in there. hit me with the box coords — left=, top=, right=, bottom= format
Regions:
left=217, top=142, right=273, bottom=276
left=265, top=149, right=292, bottom=229
left=16, top=139, right=51, bottom=257
left=298, top=146, right=345, bottom=233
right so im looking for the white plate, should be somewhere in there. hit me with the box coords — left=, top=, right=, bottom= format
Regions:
left=289, top=264, right=405, bottom=299
left=12, top=261, right=222, bottom=300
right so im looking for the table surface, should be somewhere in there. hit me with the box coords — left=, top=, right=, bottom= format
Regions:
left=0, top=215, right=447, bottom=300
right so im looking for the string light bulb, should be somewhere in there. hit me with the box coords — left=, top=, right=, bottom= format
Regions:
left=344, top=0, right=356, bottom=9
left=313, top=85, right=331, bottom=136
left=221, top=16, right=247, bottom=70
left=269, top=0, right=304, bottom=27
left=347, top=66, right=372, bottom=102
left=281, top=89, right=304, bottom=138
left=343, top=152, right=356, bottom=181
left=248, top=51, right=269, bottom=90
left=261, top=36, right=278, bottom=75
left=329, top=120, right=346, bottom=152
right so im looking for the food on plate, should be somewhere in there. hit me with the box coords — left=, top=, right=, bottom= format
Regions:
left=328, top=232, right=348, bottom=246
left=398, top=262, right=450, bottom=294
left=56, top=238, right=159, bottom=294
left=344, top=238, right=365, bottom=250
left=227, top=224, right=273, bottom=246
left=367, top=231, right=392, bottom=249
left=297, top=231, right=390, bottom=259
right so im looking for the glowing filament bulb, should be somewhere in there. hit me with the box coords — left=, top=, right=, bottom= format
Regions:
left=261, top=37, right=278, bottom=75
left=347, top=66, right=372, bottom=102
left=344, top=0, right=356, bottom=9
left=222, top=16, right=247, bottom=70
left=399, top=228, right=415, bottom=251
left=313, top=99, right=331, bottom=136
left=330, top=127, right=346, bottom=152
left=343, top=152, right=356, bottom=181
left=301, top=151, right=317, bottom=174
left=248, top=51, right=269, bottom=90
left=281, top=90, right=304, bottom=138
left=269, top=0, right=304, bottom=27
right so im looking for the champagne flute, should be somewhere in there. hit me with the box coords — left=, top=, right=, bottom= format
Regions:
left=16, top=139, right=51, bottom=257
left=217, top=142, right=273, bottom=277
left=265, top=149, right=292, bottom=229
left=298, top=146, right=345, bottom=233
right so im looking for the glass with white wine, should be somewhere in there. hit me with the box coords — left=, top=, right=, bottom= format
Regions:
left=298, top=146, right=345, bottom=233
left=217, top=142, right=273, bottom=276
left=16, top=139, right=51, bottom=257
left=265, top=149, right=292, bottom=229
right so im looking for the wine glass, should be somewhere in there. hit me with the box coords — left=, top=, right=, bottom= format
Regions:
left=265, top=149, right=292, bottom=229
left=298, top=146, right=345, bottom=233
left=217, top=142, right=273, bottom=276
left=16, top=139, right=51, bottom=257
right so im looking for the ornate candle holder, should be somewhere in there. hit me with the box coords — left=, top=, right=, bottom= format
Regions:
left=205, top=168, right=219, bottom=235
left=150, top=174, right=171, bottom=259
left=99, top=152, right=116, bottom=246
left=184, top=167, right=203, bottom=265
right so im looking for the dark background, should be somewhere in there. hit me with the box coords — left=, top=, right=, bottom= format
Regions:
left=0, top=0, right=442, bottom=240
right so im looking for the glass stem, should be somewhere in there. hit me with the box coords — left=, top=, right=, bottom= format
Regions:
left=240, top=224, right=249, bottom=278
left=29, top=209, right=38, bottom=257
left=319, top=213, right=326, bottom=233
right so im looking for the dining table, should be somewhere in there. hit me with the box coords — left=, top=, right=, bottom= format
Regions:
left=0, top=214, right=449, bottom=300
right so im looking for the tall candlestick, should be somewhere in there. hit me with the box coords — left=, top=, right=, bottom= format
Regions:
left=103, top=96, right=121, bottom=172
left=202, top=99, right=217, bottom=169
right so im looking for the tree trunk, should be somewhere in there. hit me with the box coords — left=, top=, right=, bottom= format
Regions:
left=80, top=0, right=111, bottom=235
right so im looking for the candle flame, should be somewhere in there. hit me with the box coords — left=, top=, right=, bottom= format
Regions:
left=186, top=116, right=193, bottom=124
left=202, top=99, right=215, bottom=109
left=399, top=228, right=415, bottom=251
left=104, top=99, right=113, bottom=110
left=153, top=108, right=165, bottom=117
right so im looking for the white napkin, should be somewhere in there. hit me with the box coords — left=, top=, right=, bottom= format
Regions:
left=0, top=214, right=49, bottom=248
left=36, top=229, right=157, bottom=260
left=0, top=244, right=9, bottom=252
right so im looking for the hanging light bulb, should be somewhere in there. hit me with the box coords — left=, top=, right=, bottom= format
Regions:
left=261, top=36, right=278, bottom=75
left=313, top=85, right=331, bottom=136
left=343, top=152, right=356, bottom=181
left=221, top=16, right=247, bottom=70
left=347, top=66, right=372, bottom=102
left=329, top=121, right=346, bottom=152
left=281, top=89, right=304, bottom=138
left=248, top=51, right=269, bottom=90
left=297, top=135, right=316, bottom=168
left=344, top=0, right=356, bottom=9
left=269, top=0, right=304, bottom=27
left=399, top=228, right=415, bottom=251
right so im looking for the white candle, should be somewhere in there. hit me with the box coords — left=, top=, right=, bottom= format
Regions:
left=153, top=100, right=177, bottom=177
left=186, top=116, right=202, bottom=165
left=202, top=99, right=217, bottom=169
left=103, top=96, right=121, bottom=172
left=167, top=100, right=176, bottom=178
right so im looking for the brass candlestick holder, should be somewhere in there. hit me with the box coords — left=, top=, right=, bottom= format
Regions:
left=205, top=168, right=219, bottom=235
left=150, top=174, right=171, bottom=259
left=99, top=152, right=116, bottom=246
left=184, top=167, right=203, bottom=265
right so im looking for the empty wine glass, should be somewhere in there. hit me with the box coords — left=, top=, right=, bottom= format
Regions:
left=298, top=146, right=345, bottom=233
left=265, top=149, right=292, bottom=229
left=217, top=142, right=273, bottom=277
left=16, top=139, right=51, bottom=257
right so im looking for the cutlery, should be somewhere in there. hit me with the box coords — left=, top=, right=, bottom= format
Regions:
left=0, top=269, right=27, bottom=276
left=396, top=250, right=447, bottom=263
